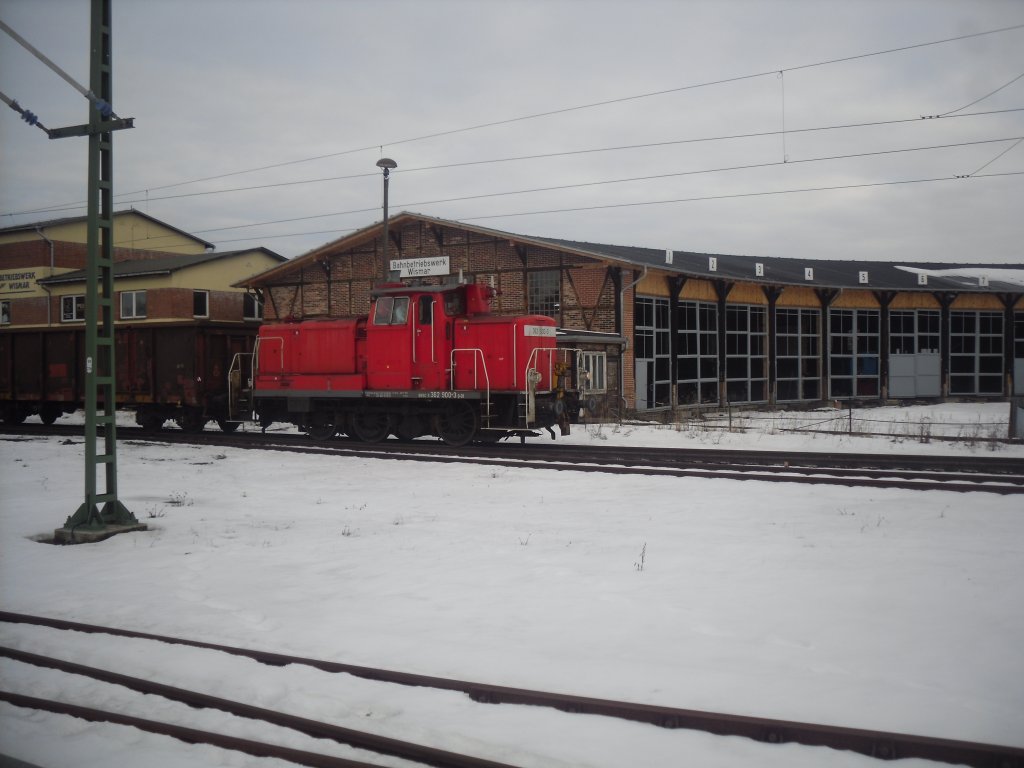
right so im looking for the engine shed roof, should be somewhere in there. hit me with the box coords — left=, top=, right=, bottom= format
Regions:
left=520, top=234, right=1024, bottom=294
left=241, top=211, right=1023, bottom=296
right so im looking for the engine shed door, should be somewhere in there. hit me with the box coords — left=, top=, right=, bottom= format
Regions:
left=412, top=294, right=448, bottom=390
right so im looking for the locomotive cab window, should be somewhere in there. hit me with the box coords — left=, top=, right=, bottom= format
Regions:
left=418, top=295, right=434, bottom=325
left=373, top=295, right=410, bottom=325
left=443, top=290, right=464, bottom=317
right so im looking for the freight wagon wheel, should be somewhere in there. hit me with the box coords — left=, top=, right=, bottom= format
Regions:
left=40, top=404, right=61, bottom=425
left=176, top=411, right=207, bottom=434
left=2, top=406, right=27, bottom=425
left=435, top=402, right=479, bottom=447
left=138, top=413, right=164, bottom=433
left=351, top=411, right=390, bottom=443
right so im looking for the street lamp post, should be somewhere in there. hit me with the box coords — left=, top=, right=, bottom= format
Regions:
left=376, top=157, right=397, bottom=272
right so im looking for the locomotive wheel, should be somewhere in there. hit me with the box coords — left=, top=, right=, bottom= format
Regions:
left=351, top=410, right=390, bottom=443
left=435, top=402, right=479, bottom=447
left=306, top=413, right=337, bottom=441
left=394, top=414, right=428, bottom=441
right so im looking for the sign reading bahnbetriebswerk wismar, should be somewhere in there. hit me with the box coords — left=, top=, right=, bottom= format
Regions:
left=390, top=256, right=450, bottom=278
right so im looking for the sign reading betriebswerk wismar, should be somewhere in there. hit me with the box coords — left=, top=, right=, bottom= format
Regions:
left=390, top=256, right=450, bottom=278
left=0, top=269, right=41, bottom=296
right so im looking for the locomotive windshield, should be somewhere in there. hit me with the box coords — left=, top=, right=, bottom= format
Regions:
left=373, top=296, right=410, bottom=325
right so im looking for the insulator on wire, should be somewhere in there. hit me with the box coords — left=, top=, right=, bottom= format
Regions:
left=21, top=109, right=38, bottom=126
left=94, top=98, right=113, bottom=118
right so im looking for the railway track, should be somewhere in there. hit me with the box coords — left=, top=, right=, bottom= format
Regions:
left=5, top=422, right=1024, bottom=494
left=2, top=611, right=1021, bottom=768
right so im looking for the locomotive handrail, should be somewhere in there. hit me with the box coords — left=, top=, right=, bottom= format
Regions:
left=253, top=335, right=285, bottom=374
left=450, top=348, right=491, bottom=394
left=450, top=348, right=492, bottom=425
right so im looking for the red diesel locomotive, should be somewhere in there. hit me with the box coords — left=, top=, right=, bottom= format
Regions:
left=230, top=281, right=580, bottom=445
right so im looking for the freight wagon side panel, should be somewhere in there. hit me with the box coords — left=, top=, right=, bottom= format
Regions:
left=13, top=332, right=43, bottom=400
left=116, top=327, right=154, bottom=403
left=153, top=328, right=199, bottom=407
left=44, top=331, right=78, bottom=403
left=0, top=334, right=11, bottom=398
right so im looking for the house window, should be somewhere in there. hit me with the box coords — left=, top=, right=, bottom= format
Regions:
left=193, top=290, right=209, bottom=318
left=579, top=351, right=607, bottom=393
left=120, top=290, right=147, bottom=319
left=61, top=295, right=86, bottom=322
left=243, top=292, right=263, bottom=320
left=0, top=300, right=10, bottom=325
left=528, top=270, right=560, bottom=319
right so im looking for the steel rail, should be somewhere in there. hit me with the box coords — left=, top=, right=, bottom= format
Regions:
left=4, top=423, right=1024, bottom=493
left=126, top=430, right=1024, bottom=494
left=7, top=421, right=1024, bottom=473
left=2, top=612, right=1021, bottom=767
left=0, top=645, right=520, bottom=768
left=0, top=691, right=384, bottom=768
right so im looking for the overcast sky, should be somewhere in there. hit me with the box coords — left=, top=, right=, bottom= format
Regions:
left=1, top=0, right=1022, bottom=264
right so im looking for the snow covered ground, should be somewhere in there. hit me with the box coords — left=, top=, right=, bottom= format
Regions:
left=1, top=402, right=1023, bottom=767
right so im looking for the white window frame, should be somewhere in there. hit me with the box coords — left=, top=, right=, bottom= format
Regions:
left=579, top=351, right=607, bottom=393
left=243, top=292, right=263, bottom=321
left=0, top=299, right=10, bottom=325
left=61, top=294, right=86, bottom=322
left=193, top=290, right=209, bottom=318
left=120, top=289, right=147, bottom=319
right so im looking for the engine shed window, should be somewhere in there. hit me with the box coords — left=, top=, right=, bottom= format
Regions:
left=579, top=351, right=607, bottom=393
left=374, top=295, right=410, bottom=325
left=0, top=300, right=10, bottom=325
left=61, top=295, right=85, bottom=322
left=120, top=290, right=147, bottom=319
left=528, top=270, right=561, bottom=319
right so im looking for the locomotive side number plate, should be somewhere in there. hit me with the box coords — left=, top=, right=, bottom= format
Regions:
left=364, top=390, right=475, bottom=400
left=523, top=325, right=556, bottom=337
